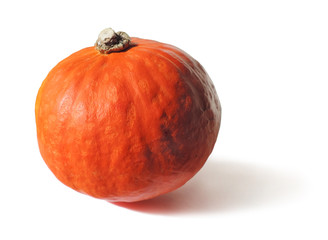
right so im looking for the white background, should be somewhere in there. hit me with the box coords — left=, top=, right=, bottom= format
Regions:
left=1, top=0, right=327, bottom=239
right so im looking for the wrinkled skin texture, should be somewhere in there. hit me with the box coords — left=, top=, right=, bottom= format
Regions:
left=35, top=38, right=221, bottom=202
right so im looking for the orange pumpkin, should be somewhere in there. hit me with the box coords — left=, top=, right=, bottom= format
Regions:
left=35, top=28, right=221, bottom=202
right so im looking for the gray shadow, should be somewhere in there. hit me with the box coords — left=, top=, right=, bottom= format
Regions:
left=114, top=158, right=303, bottom=215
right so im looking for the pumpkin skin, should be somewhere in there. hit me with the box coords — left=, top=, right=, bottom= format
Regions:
left=35, top=35, right=221, bottom=202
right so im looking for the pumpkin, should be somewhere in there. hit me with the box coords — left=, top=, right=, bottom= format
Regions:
left=35, top=28, right=221, bottom=202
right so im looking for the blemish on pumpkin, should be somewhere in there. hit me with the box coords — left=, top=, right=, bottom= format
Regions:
left=151, top=94, right=159, bottom=104
left=151, top=91, right=164, bottom=106
left=126, top=103, right=136, bottom=128
left=138, top=80, right=149, bottom=94
left=159, top=116, right=180, bottom=158
left=105, top=85, right=118, bottom=103
left=183, top=96, right=192, bottom=110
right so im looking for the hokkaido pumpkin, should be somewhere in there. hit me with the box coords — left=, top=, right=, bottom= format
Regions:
left=35, top=28, right=221, bottom=202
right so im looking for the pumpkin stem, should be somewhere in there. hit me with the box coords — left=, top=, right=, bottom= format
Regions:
left=95, top=28, right=131, bottom=54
